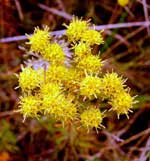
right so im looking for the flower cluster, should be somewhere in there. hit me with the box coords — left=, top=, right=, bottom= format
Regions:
left=18, top=17, right=137, bottom=132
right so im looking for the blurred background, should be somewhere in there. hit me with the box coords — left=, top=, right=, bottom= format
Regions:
left=0, top=0, right=150, bottom=161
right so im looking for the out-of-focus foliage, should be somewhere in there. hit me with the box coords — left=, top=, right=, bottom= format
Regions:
left=0, top=120, right=17, bottom=152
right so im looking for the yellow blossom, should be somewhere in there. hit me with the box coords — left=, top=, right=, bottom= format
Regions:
left=80, top=107, right=103, bottom=130
left=80, top=75, right=102, bottom=99
left=77, top=55, right=103, bottom=74
left=59, top=101, right=77, bottom=123
left=27, top=26, right=50, bottom=53
left=42, top=94, right=64, bottom=117
left=19, top=96, right=41, bottom=119
left=109, top=92, right=135, bottom=118
left=18, top=67, right=43, bottom=92
left=118, top=0, right=129, bottom=7
left=63, top=69, right=80, bottom=92
left=41, top=43, right=65, bottom=64
left=101, top=72, right=126, bottom=99
left=64, top=17, right=90, bottom=42
left=40, top=82, right=61, bottom=96
left=42, top=94, right=77, bottom=122
left=46, top=65, right=68, bottom=84
left=81, top=30, right=104, bottom=45
left=73, top=42, right=91, bottom=59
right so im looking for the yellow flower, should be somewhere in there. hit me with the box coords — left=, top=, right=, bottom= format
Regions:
left=64, top=17, right=90, bottom=42
left=42, top=94, right=77, bottom=122
left=40, top=82, right=61, bottom=96
left=73, top=42, right=91, bottom=59
left=64, top=69, right=80, bottom=92
left=118, top=0, right=129, bottom=7
left=81, top=30, right=104, bottom=45
left=77, top=55, right=103, bottom=74
left=59, top=101, right=77, bottom=123
left=46, top=65, right=68, bottom=84
left=19, top=96, right=41, bottom=119
left=109, top=92, right=135, bottom=118
left=80, top=107, right=103, bottom=130
left=80, top=75, right=102, bottom=99
left=101, top=72, right=126, bottom=99
left=42, top=94, right=64, bottom=117
left=18, top=67, right=43, bottom=92
left=27, top=26, right=50, bottom=53
left=41, top=43, right=65, bottom=64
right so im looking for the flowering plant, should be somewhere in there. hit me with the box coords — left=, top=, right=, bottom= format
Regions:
left=17, top=17, right=137, bottom=132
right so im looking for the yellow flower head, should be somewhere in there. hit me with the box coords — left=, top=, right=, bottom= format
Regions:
left=64, top=69, right=80, bottom=92
left=59, top=101, right=77, bottom=123
left=41, top=43, right=65, bottom=64
left=64, top=17, right=90, bottom=42
left=19, top=67, right=43, bottom=92
left=27, top=26, right=50, bottom=53
left=118, top=0, right=129, bottom=7
left=19, top=96, right=41, bottom=119
left=81, top=30, right=104, bottom=45
left=109, top=92, right=135, bottom=118
left=42, top=94, right=76, bottom=122
left=80, top=76, right=102, bottom=99
left=77, top=55, right=103, bottom=74
left=40, top=82, right=61, bottom=96
left=80, top=107, right=103, bottom=129
left=42, top=94, right=64, bottom=117
left=101, top=72, right=125, bottom=99
left=73, top=42, right=91, bottom=59
left=46, top=65, right=68, bottom=84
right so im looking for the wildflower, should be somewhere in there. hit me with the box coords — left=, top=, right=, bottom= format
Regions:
left=59, top=101, right=77, bottom=123
left=77, top=55, right=103, bottom=74
left=80, top=75, right=102, bottom=99
left=40, top=82, right=61, bottom=96
left=46, top=65, right=68, bottom=84
left=41, top=43, right=65, bottom=64
left=109, top=92, right=135, bottom=118
left=27, top=26, right=50, bottom=53
left=80, top=107, right=103, bottom=130
left=18, top=67, right=43, bottom=92
left=42, top=94, right=77, bottom=122
left=64, top=17, right=90, bottom=42
left=17, top=17, right=137, bottom=129
left=64, top=69, right=80, bottom=92
left=19, top=96, right=41, bottom=119
left=101, top=72, right=126, bottom=99
left=42, top=94, right=65, bottom=117
left=73, top=42, right=91, bottom=59
left=81, top=30, right=104, bottom=45
left=118, top=0, right=129, bottom=7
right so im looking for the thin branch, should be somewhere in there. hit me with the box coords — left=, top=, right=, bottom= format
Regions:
left=14, top=0, right=24, bottom=21
left=119, top=128, right=150, bottom=147
left=139, top=136, right=150, bottom=161
left=0, top=111, right=17, bottom=118
left=1, top=21, right=150, bottom=43
left=137, top=0, right=150, bottom=9
left=142, top=0, right=150, bottom=35
left=37, top=3, right=72, bottom=20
